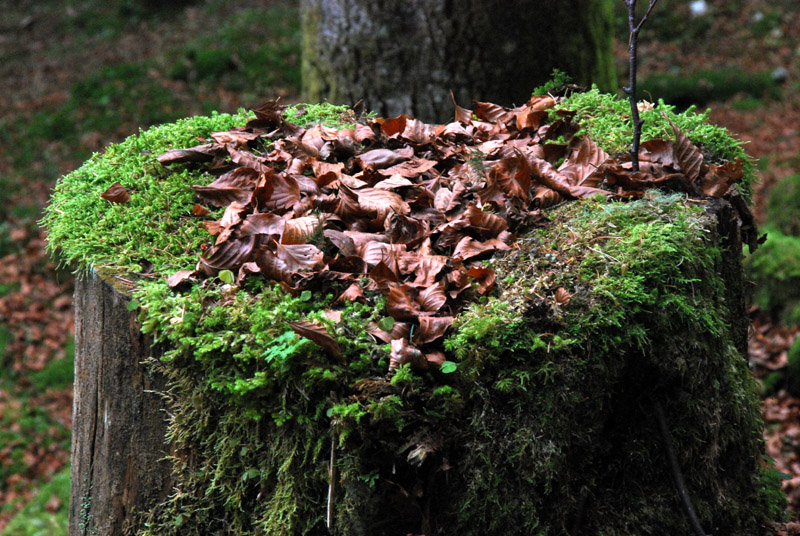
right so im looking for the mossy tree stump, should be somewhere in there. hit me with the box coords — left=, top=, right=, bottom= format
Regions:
left=46, top=99, right=786, bottom=535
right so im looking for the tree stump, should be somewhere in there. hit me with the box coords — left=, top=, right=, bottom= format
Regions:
left=70, top=272, right=172, bottom=535
left=46, top=98, right=785, bottom=535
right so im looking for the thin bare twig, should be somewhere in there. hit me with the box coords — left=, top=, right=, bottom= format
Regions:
left=653, top=399, right=710, bottom=536
left=623, top=0, right=658, bottom=171
left=327, top=433, right=335, bottom=530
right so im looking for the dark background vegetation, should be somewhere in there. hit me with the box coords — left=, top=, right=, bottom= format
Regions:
left=0, top=0, right=798, bottom=532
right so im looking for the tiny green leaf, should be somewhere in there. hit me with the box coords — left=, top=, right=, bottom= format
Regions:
left=440, top=361, right=458, bottom=374
left=126, top=298, right=140, bottom=311
left=377, top=316, right=395, bottom=332
left=300, top=290, right=312, bottom=301
left=219, top=269, right=235, bottom=285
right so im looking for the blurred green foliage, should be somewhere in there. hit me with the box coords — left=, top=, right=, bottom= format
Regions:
left=639, top=69, right=781, bottom=109
left=766, top=174, right=800, bottom=237
left=0, top=467, right=70, bottom=536
left=746, top=174, right=800, bottom=325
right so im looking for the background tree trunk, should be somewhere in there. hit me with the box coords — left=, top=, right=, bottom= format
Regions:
left=69, top=272, right=172, bottom=536
left=301, top=0, right=616, bottom=122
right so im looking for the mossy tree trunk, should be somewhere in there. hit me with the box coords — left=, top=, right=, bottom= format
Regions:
left=301, top=0, right=617, bottom=122
left=69, top=272, right=172, bottom=536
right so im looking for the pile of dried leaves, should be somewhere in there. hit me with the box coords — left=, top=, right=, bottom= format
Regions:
left=107, top=95, right=750, bottom=371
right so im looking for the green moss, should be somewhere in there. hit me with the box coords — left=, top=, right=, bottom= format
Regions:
left=556, top=87, right=755, bottom=201
left=42, top=110, right=253, bottom=279
left=766, top=173, right=800, bottom=237
left=745, top=228, right=800, bottom=323
left=443, top=193, right=783, bottom=533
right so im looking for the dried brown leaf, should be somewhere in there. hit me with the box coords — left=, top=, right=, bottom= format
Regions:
left=290, top=320, right=343, bottom=361
left=355, top=188, right=411, bottom=220
left=100, top=182, right=131, bottom=204
left=452, top=236, right=510, bottom=262
left=701, top=159, right=743, bottom=197
left=200, top=235, right=256, bottom=275
left=167, top=269, right=195, bottom=288
left=337, top=283, right=365, bottom=303
left=367, top=321, right=411, bottom=344
left=357, top=146, right=414, bottom=170
left=667, top=116, right=703, bottom=184
left=157, top=143, right=218, bottom=165
left=417, top=281, right=447, bottom=313
left=414, top=316, right=454, bottom=345
left=282, top=215, right=320, bottom=244
left=387, top=284, right=421, bottom=320
left=239, top=212, right=286, bottom=239
left=275, top=243, right=324, bottom=272
left=554, top=287, right=571, bottom=305
left=390, top=338, right=425, bottom=370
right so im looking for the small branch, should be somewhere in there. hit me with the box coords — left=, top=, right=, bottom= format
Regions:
left=623, top=0, right=658, bottom=172
left=653, top=399, right=709, bottom=536
left=326, top=433, right=335, bottom=530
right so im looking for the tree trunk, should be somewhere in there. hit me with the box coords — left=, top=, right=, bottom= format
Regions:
left=301, top=0, right=616, bottom=122
left=69, top=272, right=172, bottom=536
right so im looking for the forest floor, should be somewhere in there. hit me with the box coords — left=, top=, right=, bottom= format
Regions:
left=0, top=0, right=798, bottom=532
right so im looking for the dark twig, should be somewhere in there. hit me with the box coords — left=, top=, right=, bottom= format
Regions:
left=623, top=0, right=658, bottom=171
left=653, top=399, right=710, bottom=536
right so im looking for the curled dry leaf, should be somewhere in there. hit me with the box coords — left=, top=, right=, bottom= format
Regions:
left=167, top=269, right=195, bottom=288
left=199, top=235, right=256, bottom=275
left=414, top=316, right=454, bottom=345
left=157, top=143, right=218, bottom=165
left=100, top=182, right=131, bottom=204
left=239, top=212, right=286, bottom=239
left=451, top=91, right=473, bottom=124
left=275, top=243, right=324, bottom=272
left=289, top=320, right=343, bottom=362
left=192, top=204, right=211, bottom=216
left=554, top=287, right=571, bottom=305
left=417, top=281, right=447, bottom=313
left=282, top=215, right=320, bottom=244
left=453, top=236, right=510, bottom=262
left=424, top=350, right=446, bottom=368
left=367, top=321, right=411, bottom=344
left=357, top=146, right=414, bottom=170
left=666, top=115, right=703, bottom=184
left=466, top=266, right=496, bottom=295
left=387, top=284, right=421, bottom=320
left=355, top=188, right=411, bottom=221
left=193, top=185, right=252, bottom=207
left=390, top=338, right=425, bottom=371
left=337, top=283, right=365, bottom=303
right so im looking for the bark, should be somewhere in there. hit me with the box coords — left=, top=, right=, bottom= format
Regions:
left=301, top=0, right=616, bottom=122
left=69, top=272, right=172, bottom=536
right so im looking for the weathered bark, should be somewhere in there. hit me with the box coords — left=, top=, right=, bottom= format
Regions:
left=301, top=0, right=617, bottom=122
left=69, top=272, right=172, bottom=536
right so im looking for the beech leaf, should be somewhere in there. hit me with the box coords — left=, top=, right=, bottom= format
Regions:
left=100, top=182, right=131, bottom=204
left=289, top=320, right=343, bottom=362
left=666, top=115, right=703, bottom=184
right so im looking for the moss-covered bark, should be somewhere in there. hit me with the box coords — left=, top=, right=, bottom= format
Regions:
left=301, top=0, right=616, bottom=122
